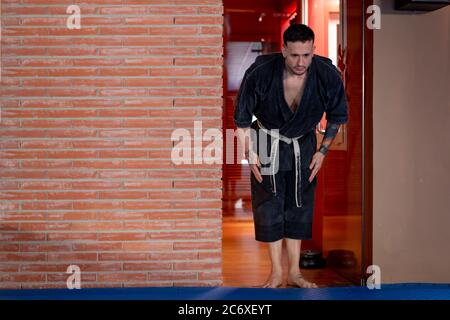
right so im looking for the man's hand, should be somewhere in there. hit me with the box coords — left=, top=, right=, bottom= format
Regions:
left=247, top=150, right=263, bottom=183
left=237, top=127, right=263, bottom=184
left=308, top=152, right=325, bottom=182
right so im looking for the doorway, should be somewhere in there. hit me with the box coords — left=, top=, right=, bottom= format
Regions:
left=222, top=0, right=372, bottom=287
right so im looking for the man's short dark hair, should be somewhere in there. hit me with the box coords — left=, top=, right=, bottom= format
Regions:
left=283, top=24, right=315, bottom=45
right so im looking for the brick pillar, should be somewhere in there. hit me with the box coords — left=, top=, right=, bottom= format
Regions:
left=0, top=0, right=224, bottom=289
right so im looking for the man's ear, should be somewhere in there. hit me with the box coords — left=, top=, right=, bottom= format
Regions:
left=281, top=44, right=286, bottom=58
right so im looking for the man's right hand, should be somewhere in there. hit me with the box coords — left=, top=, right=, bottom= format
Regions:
left=247, top=150, right=263, bottom=183
left=237, top=127, right=263, bottom=183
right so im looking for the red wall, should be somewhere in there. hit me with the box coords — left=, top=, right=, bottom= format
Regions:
left=308, top=0, right=340, bottom=56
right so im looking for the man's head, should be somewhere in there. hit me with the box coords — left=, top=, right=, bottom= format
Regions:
left=282, top=24, right=315, bottom=76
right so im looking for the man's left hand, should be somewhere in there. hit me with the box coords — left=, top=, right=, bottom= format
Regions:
left=308, top=152, right=325, bottom=182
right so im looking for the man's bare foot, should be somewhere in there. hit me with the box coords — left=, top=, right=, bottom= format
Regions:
left=262, top=272, right=283, bottom=288
left=287, top=273, right=318, bottom=288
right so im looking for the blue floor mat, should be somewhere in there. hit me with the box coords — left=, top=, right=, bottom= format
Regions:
left=0, top=283, right=449, bottom=300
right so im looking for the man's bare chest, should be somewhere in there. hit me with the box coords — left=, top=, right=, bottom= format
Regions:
left=283, top=76, right=307, bottom=112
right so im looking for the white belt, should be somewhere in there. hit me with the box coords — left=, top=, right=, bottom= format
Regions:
left=257, top=120, right=306, bottom=208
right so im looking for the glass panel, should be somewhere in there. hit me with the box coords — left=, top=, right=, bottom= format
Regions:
left=304, top=0, right=364, bottom=284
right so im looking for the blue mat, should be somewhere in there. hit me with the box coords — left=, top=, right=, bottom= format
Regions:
left=0, top=284, right=449, bottom=300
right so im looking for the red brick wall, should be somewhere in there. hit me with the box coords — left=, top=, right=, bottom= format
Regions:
left=0, top=0, right=224, bottom=289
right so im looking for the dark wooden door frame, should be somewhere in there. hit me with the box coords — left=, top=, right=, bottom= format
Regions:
left=362, top=0, right=374, bottom=286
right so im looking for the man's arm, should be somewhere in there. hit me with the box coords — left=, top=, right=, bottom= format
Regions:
left=318, top=122, right=340, bottom=156
left=309, top=121, right=340, bottom=182
left=233, top=62, right=259, bottom=129
left=236, top=127, right=251, bottom=160
left=318, top=63, right=348, bottom=156
left=309, top=63, right=348, bottom=182
left=236, top=127, right=262, bottom=183
left=233, top=58, right=263, bottom=182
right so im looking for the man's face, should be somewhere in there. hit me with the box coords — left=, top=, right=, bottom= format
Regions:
left=282, top=40, right=315, bottom=76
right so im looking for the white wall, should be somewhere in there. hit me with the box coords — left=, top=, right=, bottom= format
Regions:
left=373, top=1, right=450, bottom=283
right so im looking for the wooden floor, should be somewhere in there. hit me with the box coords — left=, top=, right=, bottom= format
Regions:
left=222, top=219, right=355, bottom=288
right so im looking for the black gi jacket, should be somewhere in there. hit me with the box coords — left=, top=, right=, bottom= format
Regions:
left=233, top=52, right=349, bottom=171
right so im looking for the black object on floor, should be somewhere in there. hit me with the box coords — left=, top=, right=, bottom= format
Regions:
left=300, top=249, right=327, bottom=269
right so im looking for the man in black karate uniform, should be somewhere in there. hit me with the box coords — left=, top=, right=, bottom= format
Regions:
left=234, top=24, right=348, bottom=288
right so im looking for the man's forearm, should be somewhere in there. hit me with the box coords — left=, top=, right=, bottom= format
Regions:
left=318, top=122, right=340, bottom=156
left=236, top=127, right=252, bottom=159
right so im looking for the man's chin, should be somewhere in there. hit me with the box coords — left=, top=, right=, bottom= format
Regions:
left=294, top=69, right=306, bottom=75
